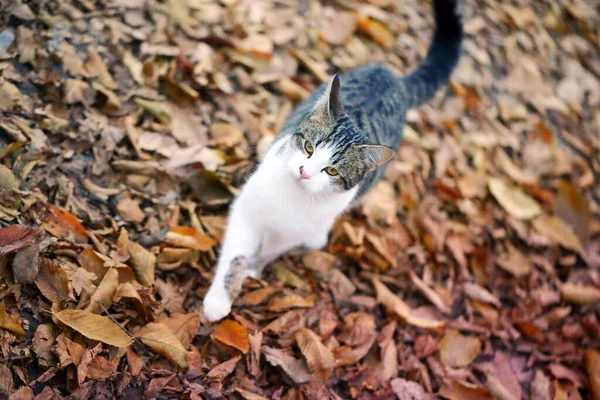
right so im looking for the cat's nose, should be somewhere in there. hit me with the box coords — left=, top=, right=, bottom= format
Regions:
left=299, top=166, right=309, bottom=180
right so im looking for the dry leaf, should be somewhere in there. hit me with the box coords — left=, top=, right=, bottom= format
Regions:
left=263, top=347, right=312, bottom=384
left=235, top=387, right=269, bottom=400
left=560, top=282, right=600, bottom=305
left=0, top=224, right=38, bottom=254
left=42, top=204, right=88, bottom=243
left=211, top=320, right=250, bottom=354
left=439, top=329, right=482, bottom=367
left=584, top=349, right=600, bottom=400
left=463, top=283, right=501, bottom=307
left=0, top=302, right=24, bottom=336
left=488, top=178, right=541, bottom=220
left=372, top=276, right=446, bottom=331
left=295, top=328, right=334, bottom=382
left=165, top=226, right=217, bottom=251
left=236, top=286, right=280, bottom=306
left=54, top=309, right=133, bottom=347
left=36, top=259, right=70, bottom=303
left=206, top=355, right=241, bottom=380
left=268, top=294, right=315, bottom=312
left=136, top=322, right=188, bottom=370
left=84, top=268, right=118, bottom=314
left=320, top=11, right=358, bottom=45
left=116, top=197, right=145, bottom=223
left=117, top=228, right=155, bottom=286
left=532, top=216, right=584, bottom=253
left=390, top=378, right=435, bottom=400
left=357, top=15, right=394, bottom=49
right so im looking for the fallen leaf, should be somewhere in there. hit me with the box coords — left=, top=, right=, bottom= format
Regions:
left=409, top=271, right=451, bottom=314
left=206, top=355, right=241, bottom=380
left=463, top=283, right=501, bottom=307
left=547, top=363, right=588, bottom=388
left=361, top=181, right=397, bottom=225
left=268, top=294, right=316, bottom=312
left=116, top=197, right=145, bottom=223
left=0, top=364, right=15, bottom=398
left=42, top=204, right=88, bottom=243
left=357, top=15, right=394, bottom=49
left=236, top=286, right=280, bottom=306
left=235, top=387, right=269, bottom=400
left=84, top=268, right=118, bottom=314
left=390, top=378, right=435, bottom=400
left=338, top=312, right=376, bottom=346
left=165, top=226, right=217, bottom=251
left=86, top=47, right=117, bottom=89
left=584, top=349, right=600, bottom=400
left=372, top=276, right=446, bottom=331
left=532, top=216, right=584, bottom=253
left=12, top=243, right=40, bottom=284
left=303, top=251, right=337, bottom=273
left=295, top=328, right=334, bottom=382
left=0, top=302, right=24, bottom=335
left=211, top=320, right=250, bottom=354
left=438, top=381, right=493, bottom=400
left=553, top=180, right=591, bottom=244
left=0, top=225, right=38, bottom=254
left=530, top=369, right=551, bottom=400
left=477, top=352, right=522, bottom=400
left=54, top=309, right=133, bottom=347
left=560, top=282, right=600, bottom=305
left=35, top=259, right=69, bottom=303
left=273, top=264, right=310, bottom=291
left=117, top=228, right=155, bottom=286
left=488, top=178, right=541, bottom=220
left=86, top=356, right=118, bottom=380
left=439, top=329, right=482, bottom=367
left=136, top=322, right=188, bottom=370
left=263, top=347, right=312, bottom=384
left=320, top=11, right=358, bottom=45
left=496, top=248, right=532, bottom=278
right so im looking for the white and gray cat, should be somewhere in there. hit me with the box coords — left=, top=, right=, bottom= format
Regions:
left=203, top=0, right=463, bottom=322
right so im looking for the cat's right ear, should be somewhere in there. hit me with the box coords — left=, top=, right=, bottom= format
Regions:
left=325, top=74, right=344, bottom=117
left=358, top=144, right=395, bottom=171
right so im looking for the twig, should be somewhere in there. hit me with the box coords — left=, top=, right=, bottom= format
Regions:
left=96, top=301, right=150, bottom=356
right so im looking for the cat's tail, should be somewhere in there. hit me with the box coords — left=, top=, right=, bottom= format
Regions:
left=401, top=0, right=463, bottom=108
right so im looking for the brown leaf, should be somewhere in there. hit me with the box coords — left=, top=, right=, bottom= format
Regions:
left=372, top=276, right=446, bottom=331
left=206, top=355, right=241, bottom=380
left=268, top=294, right=316, bottom=312
left=54, top=309, right=133, bottom=347
left=303, top=251, right=337, bottom=273
left=165, top=226, right=217, bottom=251
left=439, top=329, right=482, bottom=367
left=236, top=286, right=280, bottom=306
left=211, top=320, right=250, bottom=354
left=409, top=271, right=451, bottom=314
left=0, top=225, right=38, bottom=254
left=548, top=363, right=588, bottom=388
left=320, top=11, right=357, bottom=45
left=86, top=47, right=117, bottom=89
left=136, top=322, right=188, bottom=370
left=12, top=243, right=40, bottom=284
left=390, top=378, right=435, bottom=400
left=0, top=302, right=24, bottom=336
left=463, top=283, right=501, bottom=307
left=69, top=268, right=98, bottom=297
left=338, top=312, right=376, bottom=346
left=77, top=248, right=108, bottom=279
left=488, top=178, right=541, bottom=220
left=438, top=381, right=493, bottom=400
left=235, top=387, right=269, bottom=400
left=553, top=180, right=591, bottom=244
left=496, top=248, right=532, bottom=278
left=273, top=264, right=310, bottom=291
left=477, top=352, right=522, bottom=400
left=361, top=181, right=397, bottom=225
left=159, top=313, right=200, bottom=348
left=35, top=259, right=70, bottom=303
left=0, top=364, right=15, bottom=398
left=84, top=268, right=118, bottom=314
left=561, top=282, right=600, bottom=305
left=8, top=386, right=34, bottom=400
left=116, top=197, right=145, bottom=223
left=530, top=370, right=551, bottom=400
left=86, top=356, right=118, bottom=380
left=532, top=216, right=584, bottom=253
left=584, top=349, right=600, bottom=400
left=117, top=228, right=155, bottom=286
left=42, top=204, right=88, bottom=243
left=262, top=347, right=312, bottom=384
left=295, top=328, right=334, bottom=382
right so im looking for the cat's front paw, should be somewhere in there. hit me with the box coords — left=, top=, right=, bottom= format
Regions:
left=203, top=286, right=232, bottom=322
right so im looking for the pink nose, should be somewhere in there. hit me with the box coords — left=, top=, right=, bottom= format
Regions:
left=299, top=166, right=309, bottom=180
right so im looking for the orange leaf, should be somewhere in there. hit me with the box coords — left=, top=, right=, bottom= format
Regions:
left=357, top=16, right=394, bottom=49
left=165, top=226, right=217, bottom=251
left=211, top=320, right=250, bottom=354
left=42, top=204, right=88, bottom=243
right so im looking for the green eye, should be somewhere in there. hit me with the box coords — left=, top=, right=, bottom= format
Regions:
left=325, top=166, right=338, bottom=176
left=304, top=140, right=314, bottom=155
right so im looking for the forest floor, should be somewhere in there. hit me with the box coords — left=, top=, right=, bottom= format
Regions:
left=0, top=0, right=599, bottom=399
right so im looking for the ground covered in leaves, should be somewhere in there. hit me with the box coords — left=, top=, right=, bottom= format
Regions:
left=0, top=0, right=599, bottom=399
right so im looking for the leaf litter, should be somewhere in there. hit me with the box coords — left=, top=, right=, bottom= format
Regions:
left=0, top=0, right=598, bottom=398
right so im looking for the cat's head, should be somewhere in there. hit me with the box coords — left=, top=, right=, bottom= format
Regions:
left=283, top=75, right=394, bottom=194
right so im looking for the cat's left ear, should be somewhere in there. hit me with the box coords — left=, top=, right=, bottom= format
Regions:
left=325, top=74, right=344, bottom=117
left=358, top=144, right=395, bottom=171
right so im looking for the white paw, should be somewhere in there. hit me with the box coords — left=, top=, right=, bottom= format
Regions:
left=203, top=286, right=232, bottom=322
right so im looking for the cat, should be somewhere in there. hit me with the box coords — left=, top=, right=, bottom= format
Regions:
left=203, top=0, right=463, bottom=322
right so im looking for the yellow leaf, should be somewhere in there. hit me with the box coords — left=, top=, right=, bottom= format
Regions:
left=54, top=309, right=133, bottom=347
left=0, top=302, right=24, bottom=336
left=84, top=268, right=118, bottom=314
left=136, top=322, right=188, bottom=370
left=532, top=215, right=583, bottom=253
left=165, top=226, right=217, bottom=251
left=439, top=329, right=482, bottom=367
left=372, top=276, right=446, bottom=331
left=488, top=178, right=541, bottom=220
left=211, top=320, right=250, bottom=354
left=117, top=228, right=155, bottom=286
left=295, top=328, right=334, bottom=382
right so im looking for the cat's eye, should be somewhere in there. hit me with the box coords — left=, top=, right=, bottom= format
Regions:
left=304, top=140, right=314, bottom=155
left=324, top=166, right=339, bottom=176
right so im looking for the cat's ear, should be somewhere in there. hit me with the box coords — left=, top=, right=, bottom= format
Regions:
left=358, top=144, right=395, bottom=171
left=325, top=74, right=344, bottom=117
